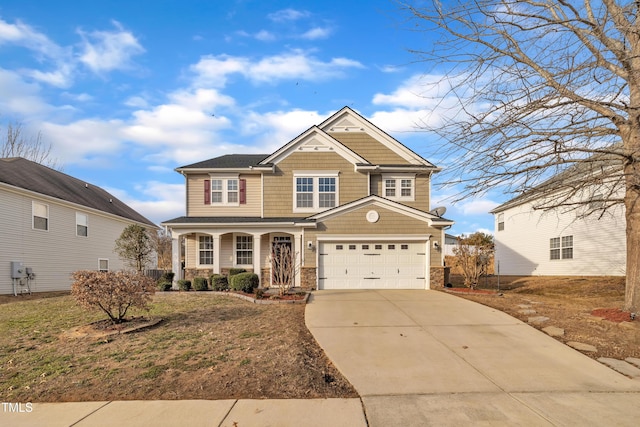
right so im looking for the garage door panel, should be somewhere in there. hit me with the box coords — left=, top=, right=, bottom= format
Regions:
left=318, top=241, right=427, bottom=290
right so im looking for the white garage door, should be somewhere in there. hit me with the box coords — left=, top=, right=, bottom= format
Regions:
left=318, top=241, right=427, bottom=290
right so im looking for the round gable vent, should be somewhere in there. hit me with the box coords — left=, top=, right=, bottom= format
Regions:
left=366, top=210, right=379, bottom=223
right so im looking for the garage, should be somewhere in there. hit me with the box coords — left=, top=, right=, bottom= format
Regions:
left=317, top=241, right=428, bottom=289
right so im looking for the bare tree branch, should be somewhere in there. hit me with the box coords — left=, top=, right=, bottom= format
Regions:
left=1, top=121, right=62, bottom=170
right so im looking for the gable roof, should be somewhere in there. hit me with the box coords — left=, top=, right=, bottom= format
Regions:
left=308, top=195, right=454, bottom=226
left=0, top=157, right=156, bottom=227
left=490, top=148, right=624, bottom=214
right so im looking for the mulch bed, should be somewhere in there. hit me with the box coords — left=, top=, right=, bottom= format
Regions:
left=444, top=287, right=496, bottom=295
left=591, top=308, right=635, bottom=323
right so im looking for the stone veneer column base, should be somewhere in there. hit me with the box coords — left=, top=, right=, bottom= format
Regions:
left=300, top=267, right=317, bottom=290
left=429, top=266, right=450, bottom=289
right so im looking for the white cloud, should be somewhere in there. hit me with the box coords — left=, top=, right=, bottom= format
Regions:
left=241, top=109, right=324, bottom=150
left=106, top=181, right=185, bottom=225
left=41, top=118, right=125, bottom=162
left=0, top=68, right=51, bottom=116
left=267, top=9, right=310, bottom=23
left=77, top=20, right=145, bottom=73
left=300, top=27, right=332, bottom=40
left=458, top=199, right=500, bottom=215
left=255, top=30, right=276, bottom=41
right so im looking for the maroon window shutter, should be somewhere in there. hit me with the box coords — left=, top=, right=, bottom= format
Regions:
left=239, top=179, right=246, bottom=204
left=204, top=179, right=210, bottom=204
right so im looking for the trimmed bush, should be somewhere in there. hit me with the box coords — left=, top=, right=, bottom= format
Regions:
left=193, top=277, right=209, bottom=291
left=158, top=281, right=173, bottom=291
left=177, top=279, right=192, bottom=291
left=159, top=271, right=175, bottom=283
left=211, top=274, right=229, bottom=291
left=230, top=272, right=259, bottom=293
left=229, top=268, right=247, bottom=277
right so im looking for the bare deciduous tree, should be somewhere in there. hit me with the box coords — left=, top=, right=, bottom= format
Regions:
left=152, top=229, right=172, bottom=271
left=1, top=121, right=61, bottom=170
left=401, top=0, right=640, bottom=312
left=270, top=243, right=297, bottom=296
left=452, top=232, right=494, bottom=289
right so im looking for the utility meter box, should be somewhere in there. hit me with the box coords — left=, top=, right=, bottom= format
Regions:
left=11, top=261, right=25, bottom=279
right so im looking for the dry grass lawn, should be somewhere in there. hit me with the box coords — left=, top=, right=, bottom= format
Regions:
left=0, top=292, right=357, bottom=402
left=446, top=275, right=640, bottom=361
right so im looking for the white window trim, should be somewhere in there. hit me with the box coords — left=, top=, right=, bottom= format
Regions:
left=293, top=171, right=340, bottom=213
left=382, top=174, right=415, bottom=201
left=209, top=174, right=240, bottom=206
left=234, top=234, right=254, bottom=267
left=197, top=234, right=214, bottom=267
left=32, top=201, right=49, bottom=231
left=98, top=258, right=109, bottom=272
left=76, top=212, right=88, bottom=237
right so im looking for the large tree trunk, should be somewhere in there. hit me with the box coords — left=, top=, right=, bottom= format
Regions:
left=624, top=144, right=640, bottom=314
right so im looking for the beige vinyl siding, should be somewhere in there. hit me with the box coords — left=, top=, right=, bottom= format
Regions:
left=371, top=174, right=431, bottom=211
left=303, top=205, right=441, bottom=268
left=0, top=187, right=146, bottom=294
left=187, top=174, right=261, bottom=217
left=329, top=132, right=408, bottom=164
left=263, top=151, right=368, bottom=217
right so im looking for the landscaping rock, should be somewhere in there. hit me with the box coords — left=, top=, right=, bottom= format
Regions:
left=567, top=341, right=598, bottom=353
left=542, top=326, right=565, bottom=337
left=518, top=309, right=537, bottom=315
left=527, top=316, right=549, bottom=325
left=517, top=304, right=532, bottom=309
left=598, top=358, right=640, bottom=379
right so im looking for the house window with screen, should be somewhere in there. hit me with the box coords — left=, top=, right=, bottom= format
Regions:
left=550, top=235, right=573, bottom=260
left=33, top=201, right=49, bottom=231
left=383, top=175, right=415, bottom=201
left=98, top=259, right=109, bottom=272
left=294, top=173, right=338, bottom=211
left=76, top=213, right=88, bottom=237
left=199, top=235, right=214, bottom=265
left=497, top=213, right=504, bottom=231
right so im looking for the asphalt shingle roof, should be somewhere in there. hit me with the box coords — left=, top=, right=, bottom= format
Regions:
left=178, top=154, right=270, bottom=169
left=0, top=157, right=156, bottom=227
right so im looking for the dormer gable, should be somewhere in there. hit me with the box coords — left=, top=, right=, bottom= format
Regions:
left=259, top=126, right=368, bottom=167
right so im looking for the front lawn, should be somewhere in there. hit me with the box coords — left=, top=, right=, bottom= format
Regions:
left=0, top=293, right=357, bottom=402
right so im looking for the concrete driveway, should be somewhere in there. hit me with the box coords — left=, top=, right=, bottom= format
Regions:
left=306, top=290, right=640, bottom=426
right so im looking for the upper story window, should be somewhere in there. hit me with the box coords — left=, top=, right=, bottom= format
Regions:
left=205, top=177, right=245, bottom=206
left=76, top=213, right=88, bottom=237
left=33, top=201, right=49, bottom=231
left=382, top=175, right=415, bottom=201
left=497, top=213, right=504, bottom=231
left=293, top=172, right=339, bottom=212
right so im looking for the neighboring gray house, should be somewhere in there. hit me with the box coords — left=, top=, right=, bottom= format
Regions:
left=1, top=157, right=157, bottom=295
left=490, top=152, right=626, bottom=276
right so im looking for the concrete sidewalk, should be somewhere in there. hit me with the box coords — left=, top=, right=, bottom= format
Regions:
left=1, top=398, right=367, bottom=427
left=305, top=290, right=640, bottom=426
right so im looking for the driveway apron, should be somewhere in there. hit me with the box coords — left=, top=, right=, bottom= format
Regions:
left=305, top=290, right=640, bottom=426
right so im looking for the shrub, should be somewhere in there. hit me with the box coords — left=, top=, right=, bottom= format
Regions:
left=71, top=270, right=156, bottom=324
left=177, top=279, right=192, bottom=291
left=193, top=277, right=209, bottom=291
left=229, top=268, right=247, bottom=277
left=211, top=274, right=229, bottom=291
left=158, top=281, right=173, bottom=291
left=230, top=272, right=259, bottom=293
left=159, top=271, right=175, bottom=283
left=255, top=288, right=265, bottom=299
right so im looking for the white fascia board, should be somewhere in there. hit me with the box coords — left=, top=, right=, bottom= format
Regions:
left=260, top=126, right=368, bottom=166
left=316, top=234, right=432, bottom=241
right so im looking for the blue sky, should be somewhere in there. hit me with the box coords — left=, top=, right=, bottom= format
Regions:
left=0, top=0, right=501, bottom=235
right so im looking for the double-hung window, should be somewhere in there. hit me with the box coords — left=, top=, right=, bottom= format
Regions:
left=199, top=235, right=214, bottom=265
left=236, top=235, right=253, bottom=265
left=382, top=175, right=415, bottom=201
left=76, top=213, right=88, bottom=237
left=550, top=235, right=573, bottom=260
left=293, top=172, right=338, bottom=212
left=33, top=201, right=49, bottom=231
left=207, top=177, right=242, bottom=205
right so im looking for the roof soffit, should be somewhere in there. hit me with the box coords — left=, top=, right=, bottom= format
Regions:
left=259, top=126, right=368, bottom=166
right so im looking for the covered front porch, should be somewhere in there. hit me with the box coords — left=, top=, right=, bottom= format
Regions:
left=164, top=218, right=316, bottom=289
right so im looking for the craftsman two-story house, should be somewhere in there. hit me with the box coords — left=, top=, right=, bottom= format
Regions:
left=162, top=107, right=453, bottom=290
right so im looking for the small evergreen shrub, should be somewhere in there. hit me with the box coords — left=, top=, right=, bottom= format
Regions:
left=160, top=271, right=175, bottom=283
left=211, top=274, right=229, bottom=291
left=230, top=272, right=259, bottom=293
left=177, top=279, right=192, bottom=291
left=193, top=277, right=209, bottom=291
left=158, top=281, right=173, bottom=291
left=229, top=268, right=247, bottom=277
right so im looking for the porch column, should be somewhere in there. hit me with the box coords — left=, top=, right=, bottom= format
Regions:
left=253, top=234, right=262, bottom=286
left=294, top=233, right=302, bottom=288
left=213, top=234, right=221, bottom=275
left=171, top=231, right=182, bottom=287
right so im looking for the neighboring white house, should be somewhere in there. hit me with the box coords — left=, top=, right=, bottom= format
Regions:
left=1, top=157, right=157, bottom=295
left=490, top=154, right=626, bottom=276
